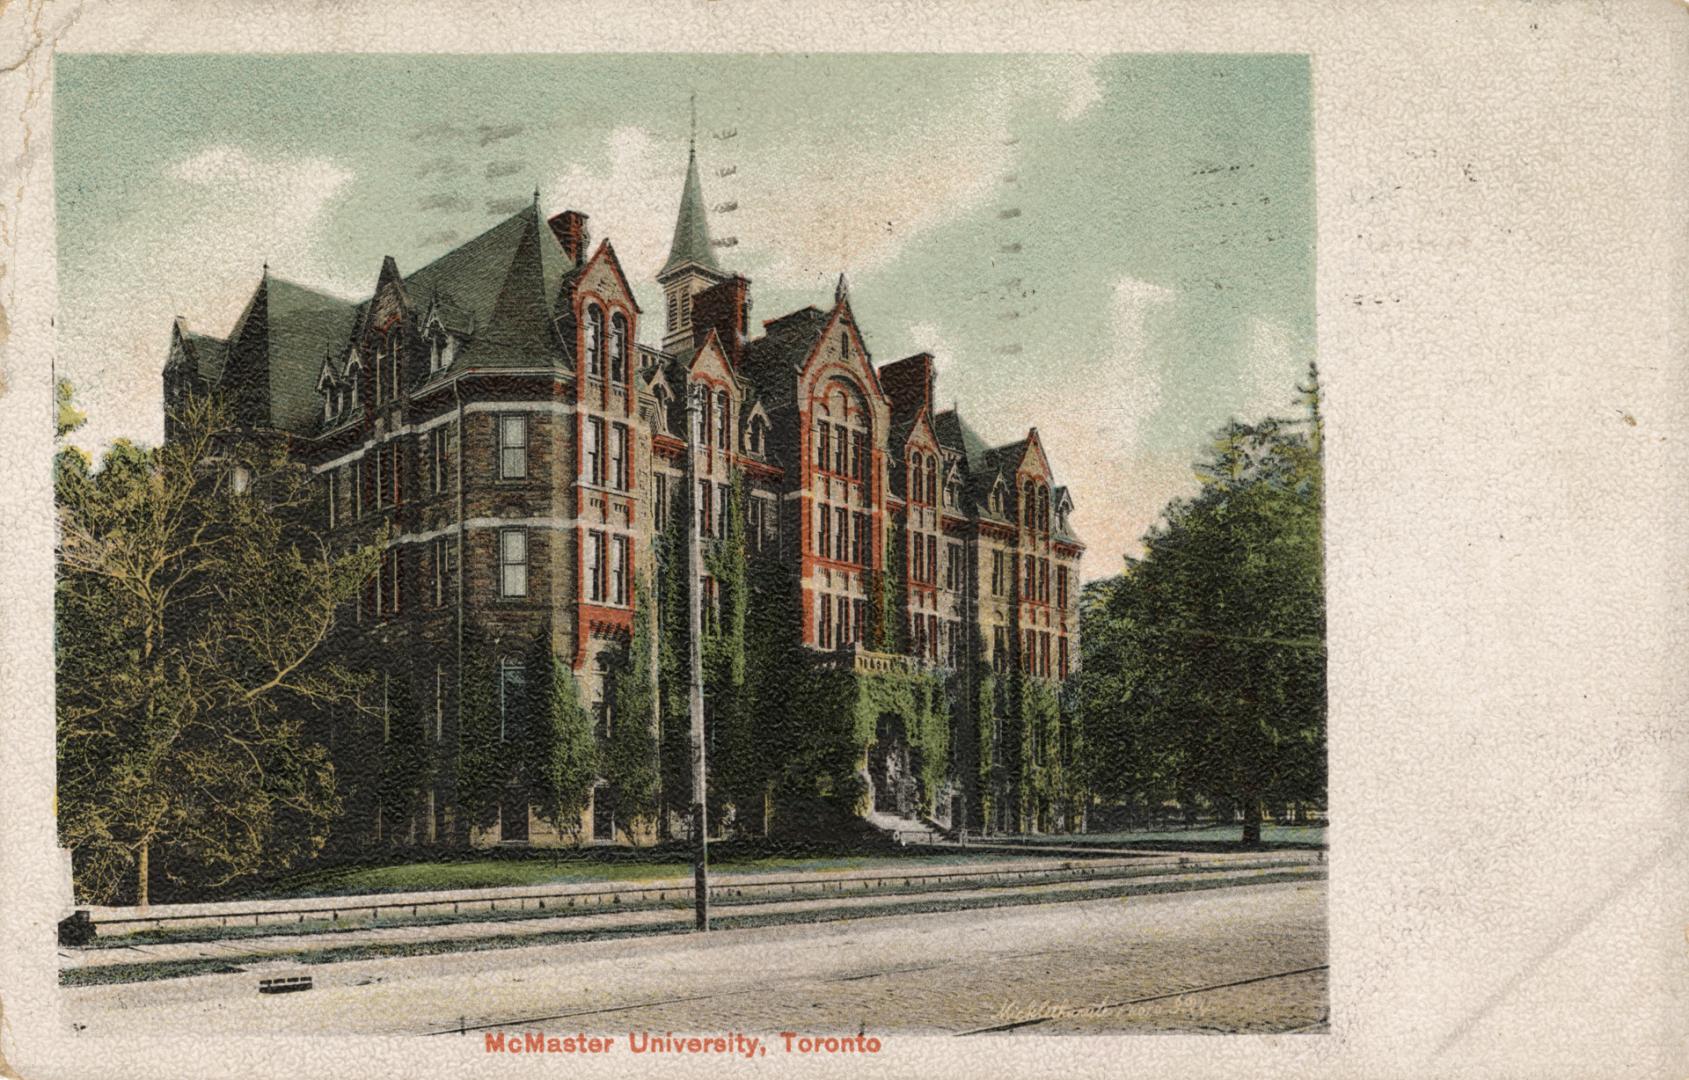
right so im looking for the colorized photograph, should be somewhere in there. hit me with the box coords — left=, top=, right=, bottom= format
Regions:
left=51, top=53, right=1325, bottom=1041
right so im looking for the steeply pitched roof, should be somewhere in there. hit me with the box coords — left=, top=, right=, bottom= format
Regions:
left=660, top=147, right=719, bottom=277
left=740, top=306, right=829, bottom=410
left=181, top=330, right=229, bottom=386
left=402, top=203, right=564, bottom=370
left=933, top=407, right=988, bottom=459
left=218, top=273, right=360, bottom=433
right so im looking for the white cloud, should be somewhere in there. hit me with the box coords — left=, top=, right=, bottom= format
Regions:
left=543, top=126, right=680, bottom=291
left=1236, top=316, right=1309, bottom=424
left=906, top=322, right=956, bottom=377
left=61, top=145, right=358, bottom=453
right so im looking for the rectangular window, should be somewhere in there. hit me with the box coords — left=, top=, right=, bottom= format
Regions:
left=748, top=497, right=765, bottom=552
left=1025, top=556, right=1036, bottom=598
left=852, top=512, right=865, bottom=565
left=911, top=612, right=924, bottom=658
left=1057, top=566, right=1069, bottom=610
left=716, top=394, right=730, bottom=449
left=1041, top=632, right=1051, bottom=677
left=499, top=414, right=528, bottom=480
left=698, top=479, right=712, bottom=537
left=910, top=530, right=922, bottom=582
left=817, top=422, right=830, bottom=471
left=587, top=530, right=606, bottom=602
left=853, top=598, right=866, bottom=644
left=612, top=535, right=629, bottom=605
left=584, top=416, right=604, bottom=485
left=928, top=614, right=939, bottom=661
left=500, top=528, right=528, bottom=597
left=994, top=626, right=1008, bottom=675
left=434, top=665, right=446, bottom=743
left=835, top=506, right=848, bottom=562
left=853, top=431, right=868, bottom=482
left=947, top=543, right=963, bottom=591
left=837, top=594, right=849, bottom=647
left=833, top=424, right=847, bottom=473
left=498, top=659, right=525, bottom=741
left=610, top=422, right=628, bottom=490
left=1041, top=560, right=1051, bottom=603
left=654, top=473, right=669, bottom=532
left=1059, top=636, right=1069, bottom=680
left=818, top=502, right=831, bottom=557
left=927, top=536, right=938, bottom=588
left=429, top=425, right=449, bottom=494
left=819, top=593, right=832, bottom=648
left=433, top=535, right=449, bottom=607
left=991, top=550, right=1004, bottom=596
left=716, top=484, right=729, bottom=540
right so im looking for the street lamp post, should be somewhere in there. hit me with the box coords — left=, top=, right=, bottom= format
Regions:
left=685, top=382, right=710, bottom=931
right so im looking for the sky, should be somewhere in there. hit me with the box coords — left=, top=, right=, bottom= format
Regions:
left=55, top=54, right=1312, bottom=581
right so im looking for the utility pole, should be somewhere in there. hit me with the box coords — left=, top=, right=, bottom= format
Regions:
left=685, top=382, right=710, bottom=931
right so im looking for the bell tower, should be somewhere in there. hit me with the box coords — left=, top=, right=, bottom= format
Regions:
left=658, top=96, right=729, bottom=355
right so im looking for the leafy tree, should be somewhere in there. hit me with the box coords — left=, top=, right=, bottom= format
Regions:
left=56, top=393, right=378, bottom=904
left=521, top=627, right=596, bottom=843
left=603, top=581, right=661, bottom=836
left=1086, top=365, right=1325, bottom=844
left=452, top=622, right=506, bottom=836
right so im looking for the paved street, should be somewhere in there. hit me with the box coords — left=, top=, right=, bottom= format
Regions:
left=66, top=879, right=1326, bottom=1037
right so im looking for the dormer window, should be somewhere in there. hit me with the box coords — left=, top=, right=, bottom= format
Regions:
left=653, top=386, right=672, bottom=434
left=747, top=416, right=767, bottom=456
left=347, top=362, right=361, bottom=410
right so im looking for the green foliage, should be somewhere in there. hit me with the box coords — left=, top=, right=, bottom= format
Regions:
left=452, top=623, right=505, bottom=832
left=522, top=627, right=597, bottom=842
left=1079, top=364, right=1326, bottom=836
left=376, top=675, right=435, bottom=841
left=56, top=393, right=377, bottom=904
left=56, top=377, right=87, bottom=438
left=603, top=580, right=661, bottom=832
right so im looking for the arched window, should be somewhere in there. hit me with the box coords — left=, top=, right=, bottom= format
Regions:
left=585, top=305, right=605, bottom=378
left=925, top=457, right=938, bottom=507
left=610, top=312, right=629, bottom=382
left=1023, top=481, right=1036, bottom=527
left=347, top=363, right=361, bottom=410
left=910, top=458, right=923, bottom=503
left=715, top=389, right=729, bottom=449
left=1039, top=486, right=1050, bottom=532
left=748, top=416, right=767, bottom=455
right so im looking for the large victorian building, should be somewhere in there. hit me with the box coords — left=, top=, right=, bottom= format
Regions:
left=162, top=139, right=1084, bottom=846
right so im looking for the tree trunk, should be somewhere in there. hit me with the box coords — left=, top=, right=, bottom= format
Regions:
left=136, top=841, right=150, bottom=909
left=1241, top=801, right=1262, bottom=846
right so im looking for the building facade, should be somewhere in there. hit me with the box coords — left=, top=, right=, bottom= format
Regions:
left=161, top=139, right=1085, bottom=846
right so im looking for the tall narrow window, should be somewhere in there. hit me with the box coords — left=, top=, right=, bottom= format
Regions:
left=498, top=659, right=525, bottom=740
left=698, top=479, right=712, bottom=537
left=499, top=414, right=528, bottom=480
left=434, top=664, right=446, bottom=742
left=817, top=421, right=831, bottom=471
left=835, top=506, right=848, bottom=561
left=612, top=535, right=629, bottom=605
left=926, top=458, right=937, bottom=507
left=837, top=594, right=850, bottom=647
left=585, top=305, right=605, bottom=378
left=852, top=512, right=865, bottom=565
left=853, top=598, right=866, bottom=643
left=716, top=484, right=729, bottom=540
left=389, top=336, right=402, bottom=401
left=609, top=422, right=627, bottom=490
left=715, top=390, right=729, bottom=449
left=429, top=425, right=449, bottom=493
left=910, top=460, right=923, bottom=504
left=992, top=550, right=1004, bottom=596
left=587, top=530, right=606, bottom=602
left=433, top=535, right=448, bottom=607
left=500, top=528, right=528, bottom=597
left=748, top=498, right=765, bottom=552
left=853, top=431, right=868, bottom=482
left=654, top=472, right=669, bottom=532
left=927, top=536, right=937, bottom=588
left=610, top=313, right=628, bottom=382
left=819, top=594, right=833, bottom=648
left=1057, top=566, right=1069, bottom=610
left=584, top=416, right=604, bottom=485
left=833, top=424, right=847, bottom=473
left=818, top=502, right=831, bottom=556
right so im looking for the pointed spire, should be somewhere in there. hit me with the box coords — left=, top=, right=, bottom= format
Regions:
left=835, top=272, right=850, bottom=304
left=660, top=99, right=720, bottom=278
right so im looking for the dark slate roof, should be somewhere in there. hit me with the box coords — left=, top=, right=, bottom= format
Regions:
left=933, top=408, right=988, bottom=459
left=181, top=331, right=229, bottom=386
left=740, top=306, right=828, bottom=411
left=1052, top=484, right=1082, bottom=545
left=217, top=274, right=360, bottom=433
left=660, top=147, right=719, bottom=277
left=402, top=203, right=564, bottom=370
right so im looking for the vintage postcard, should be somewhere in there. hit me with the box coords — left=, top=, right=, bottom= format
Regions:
left=0, top=3, right=1685, bottom=1079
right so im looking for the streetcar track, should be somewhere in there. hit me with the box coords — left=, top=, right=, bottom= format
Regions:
left=953, top=964, right=1331, bottom=1035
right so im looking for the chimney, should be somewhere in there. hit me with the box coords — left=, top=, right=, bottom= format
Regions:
left=692, top=274, right=753, bottom=369
left=548, top=210, right=590, bottom=267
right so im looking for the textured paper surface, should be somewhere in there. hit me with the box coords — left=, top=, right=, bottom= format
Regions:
left=1, top=1, right=1686, bottom=1077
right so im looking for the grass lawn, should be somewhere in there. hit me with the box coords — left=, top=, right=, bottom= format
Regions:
left=244, top=850, right=1035, bottom=901
left=1010, top=824, right=1327, bottom=847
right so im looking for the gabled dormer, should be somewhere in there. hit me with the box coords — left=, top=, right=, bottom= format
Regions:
left=741, top=397, right=772, bottom=458
left=420, top=295, right=471, bottom=378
